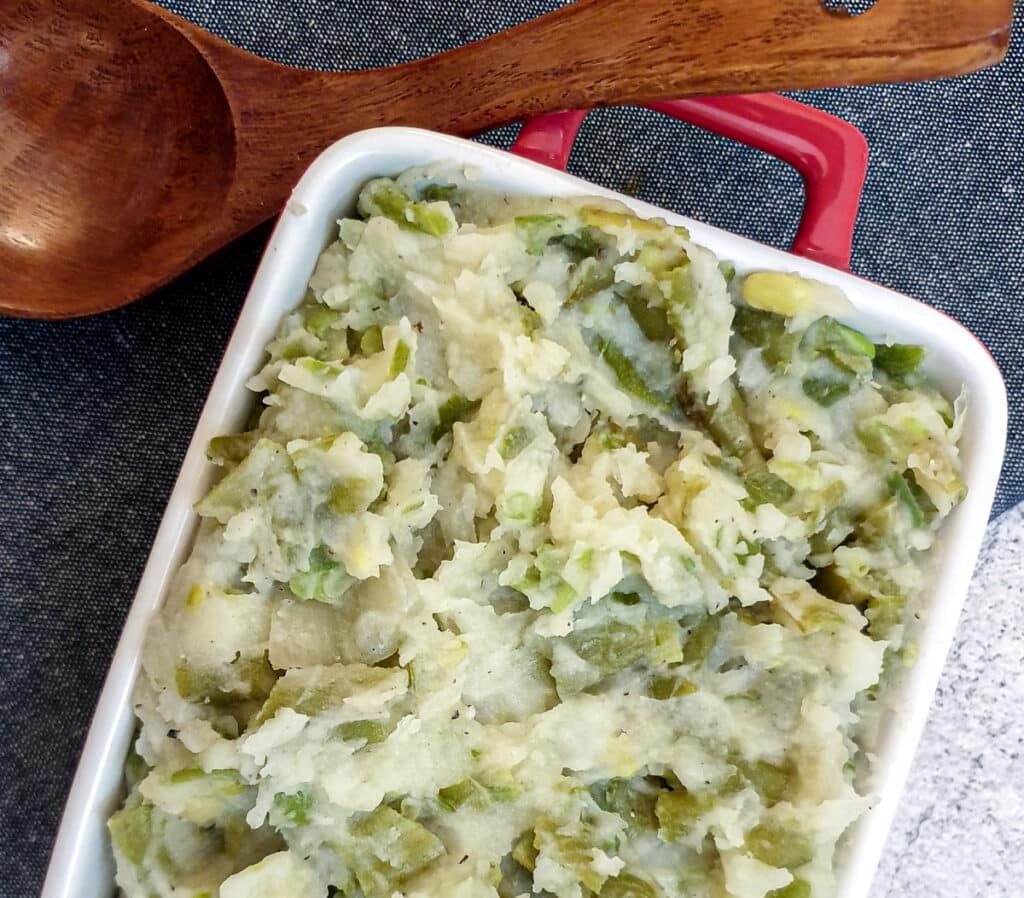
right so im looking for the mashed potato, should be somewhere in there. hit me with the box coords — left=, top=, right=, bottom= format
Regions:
left=109, top=168, right=966, bottom=898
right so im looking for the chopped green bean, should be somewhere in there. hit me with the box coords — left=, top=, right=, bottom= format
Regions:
left=655, top=789, right=713, bottom=841
left=566, top=619, right=655, bottom=677
left=875, top=343, right=926, bottom=376
left=438, top=777, right=489, bottom=812
left=569, top=257, right=615, bottom=305
left=108, top=804, right=153, bottom=866
left=432, top=395, right=482, bottom=441
left=680, top=380, right=763, bottom=468
left=618, top=284, right=674, bottom=341
left=360, top=325, right=384, bottom=355
left=802, top=372, right=852, bottom=407
left=600, top=873, right=657, bottom=898
left=336, top=719, right=389, bottom=745
left=549, top=227, right=601, bottom=262
left=499, top=426, right=531, bottom=460
left=744, top=469, right=795, bottom=508
left=360, top=179, right=452, bottom=236
left=682, top=614, right=720, bottom=668
left=390, top=340, right=411, bottom=378
left=515, top=214, right=569, bottom=254
left=589, top=777, right=659, bottom=833
left=418, top=182, right=461, bottom=204
left=886, top=470, right=925, bottom=528
left=272, top=789, right=313, bottom=826
left=767, top=879, right=811, bottom=898
left=732, top=306, right=796, bottom=370
left=594, top=336, right=672, bottom=410
left=745, top=821, right=814, bottom=869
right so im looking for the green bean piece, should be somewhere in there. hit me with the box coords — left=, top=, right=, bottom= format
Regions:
left=886, top=470, right=926, bottom=528
left=566, top=620, right=655, bottom=677
left=432, top=395, right=483, bottom=441
left=594, top=336, right=672, bottom=411
left=108, top=804, right=153, bottom=866
left=569, top=258, right=616, bottom=305
left=874, top=343, right=926, bottom=376
left=125, top=743, right=148, bottom=789
left=417, top=182, right=461, bottom=204
left=589, top=777, right=659, bottom=833
left=515, top=214, right=570, bottom=255
left=256, top=664, right=404, bottom=726
left=206, top=431, right=259, bottom=468
left=272, top=789, right=314, bottom=826
left=804, top=317, right=875, bottom=375
left=718, top=261, right=737, bottom=283
left=549, top=227, right=601, bottom=262
left=811, top=565, right=871, bottom=607
left=767, top=879, right=812, bottom=898
left=600, top=873, right=658, bottom=898
left=497, top=851, right=535, bottom=898
left=807, top=508, right=855, bottom=559
left=744, top=821, right=814, bottom=869
left=679, top=379, right=764, bottom=468
left=438, top=777, right=489, bottom=812
left=390, top=340, right=411, bottom=378
left=735, top=758, right=792, bottom=807
left=682, top=614, right=720, bottom=668
left=302, top=303, right=342, bottom=338
left=329, top=475, right=382, bottom=515
left=667, top=260, right=696, bottom=320
left=618, top=284, right=674, bottom=342
left=500, top=491, right=545, bottom=525
left=511, top=830, right=538, bottom=872
left=360, top=325, right=384, bottom=355
left=732, top=306, right=797, bottom=370
left=499, top=426, right=531, bottom=460
left=345, top=806, right=446, bottom=898
left=290, top=545, right=356, bottom=603
left=856, top=419, right=904, bottom=459
left=362, top=180, right=452, bottom=236
left=175, top=654, right=277, bottom=707
left=534, top=821, right=608, bottom=894
left=744, top=469, right=795, bottom=508
left=335, top=719, right=389, bottom=745
left=650, top=675, right=698, bottom=699
left=655, top=789, right=713, bottom=841
left=866, top=587, right=907, bottom=641
left=801, top=371, right=852, bottom=407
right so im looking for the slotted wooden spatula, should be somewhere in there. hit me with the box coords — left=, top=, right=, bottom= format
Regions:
left=0, top=0, right=1012, bottom=318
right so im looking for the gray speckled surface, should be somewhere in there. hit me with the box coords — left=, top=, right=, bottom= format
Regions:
left=870, top=501, right=1024, bottom=898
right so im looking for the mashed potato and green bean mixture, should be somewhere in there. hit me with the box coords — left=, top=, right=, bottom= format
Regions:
left=111, top=168, right=966, bottom=898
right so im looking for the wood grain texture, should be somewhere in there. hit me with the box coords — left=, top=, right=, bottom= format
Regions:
left=0, top=0, right=1013, bottom=318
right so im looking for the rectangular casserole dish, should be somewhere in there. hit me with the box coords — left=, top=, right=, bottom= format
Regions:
left=42, top=122, right=1007, bottom=898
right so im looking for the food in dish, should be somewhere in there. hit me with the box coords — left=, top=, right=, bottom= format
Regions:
left=109, top=168, right=966, bottom=898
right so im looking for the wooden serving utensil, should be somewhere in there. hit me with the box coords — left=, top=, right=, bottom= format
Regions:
left=0, top=0, right=1012, bottom=319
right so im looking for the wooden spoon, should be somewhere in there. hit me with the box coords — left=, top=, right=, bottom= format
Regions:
left=0, top=0, right=1012, bottom=319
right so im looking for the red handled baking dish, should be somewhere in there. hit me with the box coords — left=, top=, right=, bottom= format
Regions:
left=41, top=94, right=1005, bottom=898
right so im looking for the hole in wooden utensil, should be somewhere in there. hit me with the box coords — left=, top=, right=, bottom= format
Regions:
left=820, top=0, right=878, bottom=14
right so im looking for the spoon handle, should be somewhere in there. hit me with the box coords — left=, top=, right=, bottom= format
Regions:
left=390, top=0, right=1013, bottom=130
left=152, top=0, right=1012, bottom=234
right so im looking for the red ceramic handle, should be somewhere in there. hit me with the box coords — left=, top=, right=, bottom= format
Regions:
left=511, top=94, right=868, bottom=271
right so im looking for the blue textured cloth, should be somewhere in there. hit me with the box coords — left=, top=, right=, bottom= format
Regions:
left=1, top=3, right=1021, bottom=895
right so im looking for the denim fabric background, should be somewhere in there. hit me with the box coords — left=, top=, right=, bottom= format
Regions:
left=1, top=2, right=1021, bottom=895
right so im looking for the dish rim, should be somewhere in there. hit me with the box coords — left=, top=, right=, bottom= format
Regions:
left=41, top=126, right=1008, bottom=898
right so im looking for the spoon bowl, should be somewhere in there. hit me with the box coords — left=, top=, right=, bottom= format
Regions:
left=2, top=0, right=236, bottom=315
left=0, top=0, right=1013, bottom=318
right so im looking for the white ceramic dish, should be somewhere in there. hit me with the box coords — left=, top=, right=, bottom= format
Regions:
left=42, top=127, right=1007, bottom=898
